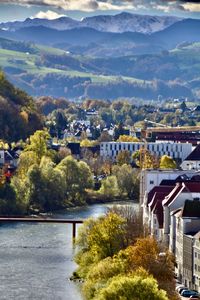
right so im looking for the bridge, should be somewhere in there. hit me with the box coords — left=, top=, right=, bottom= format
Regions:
left=0, top=217, right=84, bottom=239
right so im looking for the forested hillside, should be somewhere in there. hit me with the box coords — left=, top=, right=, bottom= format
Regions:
left=0, top=71, right=43, bottom=141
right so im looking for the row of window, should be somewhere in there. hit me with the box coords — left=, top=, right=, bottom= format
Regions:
left=105, top=150, right=182, bottom=159
left=101, top=143, right=185, bottom=152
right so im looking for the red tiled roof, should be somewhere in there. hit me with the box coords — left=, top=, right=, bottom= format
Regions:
left=162, top=183, right=184, bottom=206
left=183, top=182, right=200, bottom=193
left=147, top=186, right=174, bottom=206
left=149, top=192, right=167, bottom=211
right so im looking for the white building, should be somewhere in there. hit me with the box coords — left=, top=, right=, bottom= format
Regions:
left=193, top=232, right=200, bottom=292
left=171, top=200, right=200, bottom=286
left=181, top=144, right=200, bottom=170
left=140, top=169, right=198, bottom=205
left=100, top=142, right=192, bottom=163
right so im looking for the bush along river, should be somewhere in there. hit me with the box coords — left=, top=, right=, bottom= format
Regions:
left=0, top=201, right=138, bottom=300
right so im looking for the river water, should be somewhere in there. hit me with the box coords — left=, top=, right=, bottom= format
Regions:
left=0, top=201, right=138, bottom=300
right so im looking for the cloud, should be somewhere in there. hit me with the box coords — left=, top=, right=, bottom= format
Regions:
left=1, top=0, right=132, bottom=11
left=31, top=10, right=66, bottom=19
left=1, top=0, right=200, bottom=13
left=181, top=3, right=200, bottom=11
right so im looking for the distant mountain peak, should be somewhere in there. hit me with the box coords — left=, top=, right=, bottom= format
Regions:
left=0, top=12, right=182, bottom=34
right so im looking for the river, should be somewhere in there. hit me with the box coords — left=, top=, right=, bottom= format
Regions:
left=0, top=201, right=138, bottom=300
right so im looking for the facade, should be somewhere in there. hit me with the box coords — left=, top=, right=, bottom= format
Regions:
left=183, top=233, right=195, bottom=289
left=193, top=232, right=200, bottom=293
left=140, top=168, right=200, bottom=291
left=100, top=142, right=192, bottom=162
left=171, top=201, right=200, bottom=287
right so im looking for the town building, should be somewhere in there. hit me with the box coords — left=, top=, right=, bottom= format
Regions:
left=181, top=144, right=200, bottom=170
left=100, top=141, right=192, bottom=162
left=143, top=126, right=200, bottom=146
left=193, top=232, right=200, bottom=292
left=172, top=200, right=200, bottom=287
left=140, top=169, right=198, bottom=205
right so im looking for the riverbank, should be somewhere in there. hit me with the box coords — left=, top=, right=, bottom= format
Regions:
left=0, top=201, right=139, bottom=300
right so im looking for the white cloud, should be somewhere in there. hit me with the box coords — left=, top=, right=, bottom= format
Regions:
left=0, top=0, right=154, bottom=12
left=181, top=3, right=200, bottom=12
left=31, top=10, right=66, bottom=19
left=1, top=0, right=199, bottom=13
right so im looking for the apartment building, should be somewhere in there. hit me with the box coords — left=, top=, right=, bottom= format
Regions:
left=100, top=142, right=192, bottom=162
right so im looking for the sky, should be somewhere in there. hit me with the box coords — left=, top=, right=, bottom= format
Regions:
left=0, top=0, right=200, bottom=22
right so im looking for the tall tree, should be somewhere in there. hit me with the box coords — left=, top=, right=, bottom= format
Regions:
left=25, top=130, right=50, bottom=162
left=112, top=164, right=139, bottom=199
left=116, top=150, right=131, bottom=166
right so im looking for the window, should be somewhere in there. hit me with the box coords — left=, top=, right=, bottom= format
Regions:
left=195, top=264, right=197, bottom=271
left=150, top=180, right=154, bottom=185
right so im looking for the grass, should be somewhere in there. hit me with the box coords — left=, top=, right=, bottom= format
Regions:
left=0, top=47, right=147, bottom=84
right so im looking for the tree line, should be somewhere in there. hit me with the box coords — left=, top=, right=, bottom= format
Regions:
left=0, top=130, right=140, bottom=215
left=74, top=207, right=179, bottom=300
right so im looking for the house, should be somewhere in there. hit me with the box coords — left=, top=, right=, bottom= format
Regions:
left=140, top=169, right=199, bottom=205
left=193, top=231, right=200, bottom=292
left=143, top=174, right=200, bottom=245
left=181, top=144, right=200, bottom=170
left=171, top=200, right=200, bottom=286
left=182, top=232, right=196, bottom=289
left=0, top=149, right=19, bottom=168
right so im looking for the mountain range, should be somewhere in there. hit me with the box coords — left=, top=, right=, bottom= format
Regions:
left=0, top=12, right=200, bottom=100
left=0, top=12, right=181, bottom=34
left=0, top=16, right=200, bottom=57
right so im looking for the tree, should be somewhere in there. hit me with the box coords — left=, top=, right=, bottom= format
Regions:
left=98, top=131, right=112, bottom=142
left=56, top=156, right=93, bottom=205
left=56, top=146, right=71, bottom=162
left=112, top=164, right=139, bottom=199
left=95, top=271, right=168, bottom=300
left=108, top=206, right=148, bottom=246
left=160, top=155, right=177, bottom=169
left=83, top=255, right=128, bottom=300
left=25, top=130, right=50, bottom=162
left=75, top=212, right=126, bottom=277
left=98, top=176, right=119, bottom=198
left=132, top=149, right=159, bottom=169
left=0, top=183, right=18, bottom=215
left=80, top=139, right=96, bottom=147
left=116, top=150, right=131, bottom=166
left=125, top=237, right=176, bottom=299
left=101, top=159, right=113, bottom=176
left=17, top=151, right=38, bottom=179
left=117, top=135, right=139, bottom=142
